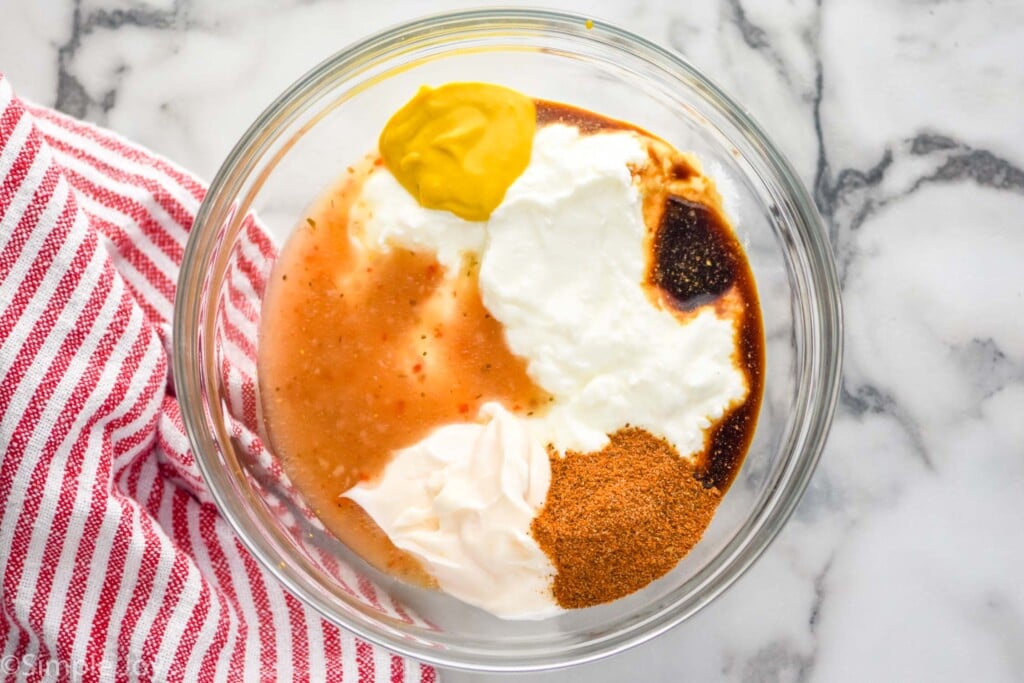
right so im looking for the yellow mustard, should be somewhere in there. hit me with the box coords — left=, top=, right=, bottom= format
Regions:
left=378, top=83, right=536, bottom=221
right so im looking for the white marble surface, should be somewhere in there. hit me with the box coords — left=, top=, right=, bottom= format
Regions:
left=3, top=0, right=1023, bottom=680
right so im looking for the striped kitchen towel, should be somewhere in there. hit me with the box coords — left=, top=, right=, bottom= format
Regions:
left=0, top=73, right=436, bottom=683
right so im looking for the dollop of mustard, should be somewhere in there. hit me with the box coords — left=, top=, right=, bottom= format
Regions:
left=378, top=83, right=536, bottom=221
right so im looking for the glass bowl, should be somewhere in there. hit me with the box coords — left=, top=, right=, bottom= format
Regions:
left=173, top=8, right=842, bottom=672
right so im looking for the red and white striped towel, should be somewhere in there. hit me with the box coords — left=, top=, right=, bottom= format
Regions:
left=0, top=74, right=437, bottom=682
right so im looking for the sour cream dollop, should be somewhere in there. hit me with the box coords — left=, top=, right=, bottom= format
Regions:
left=356, top=124, right=748, bottom=456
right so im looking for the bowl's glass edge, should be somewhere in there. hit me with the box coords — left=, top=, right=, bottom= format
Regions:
left=173, top=7, right=844, bottom=672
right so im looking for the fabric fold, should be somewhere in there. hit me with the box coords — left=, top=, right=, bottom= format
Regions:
left=0, top=73, right=436, bottom=683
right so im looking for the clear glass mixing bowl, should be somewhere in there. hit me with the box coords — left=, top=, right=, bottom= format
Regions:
left=173, top=8, right=842, bottom=672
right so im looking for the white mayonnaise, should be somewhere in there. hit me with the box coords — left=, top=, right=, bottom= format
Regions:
left=343, top=403, right=559, bottom=619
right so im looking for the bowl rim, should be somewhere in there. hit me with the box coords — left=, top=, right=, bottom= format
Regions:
left=174, top=6, right=843, bottom=672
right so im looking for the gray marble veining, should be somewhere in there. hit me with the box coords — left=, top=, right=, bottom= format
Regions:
left=2, top=0, right=1022, bottom=680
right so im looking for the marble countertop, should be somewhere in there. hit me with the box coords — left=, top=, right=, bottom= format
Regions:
left=3, top=1, right=1022, bottom=680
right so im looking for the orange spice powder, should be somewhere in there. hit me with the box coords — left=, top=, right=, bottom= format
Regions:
left=531, top=428, right=721, bottom=608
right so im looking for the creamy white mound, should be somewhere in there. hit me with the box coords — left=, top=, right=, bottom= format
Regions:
left=481, top=126, right=746, bottom=454
left=356, top=124, right=747, bottom=454
left=346, top=124, right=748, bottom=618
left=344, top=403, right=558, bottom=619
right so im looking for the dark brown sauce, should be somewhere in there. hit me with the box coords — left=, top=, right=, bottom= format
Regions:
left=535, top=100, right=642, bottom=136
left=648, top=198, right=763, bottom=490
left=650, top=197, right=741, bottom=311
left=535, top=99, right=764, bottom=491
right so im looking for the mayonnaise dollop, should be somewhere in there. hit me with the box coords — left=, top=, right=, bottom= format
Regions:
left=343, top=403, right=559, bottom=619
